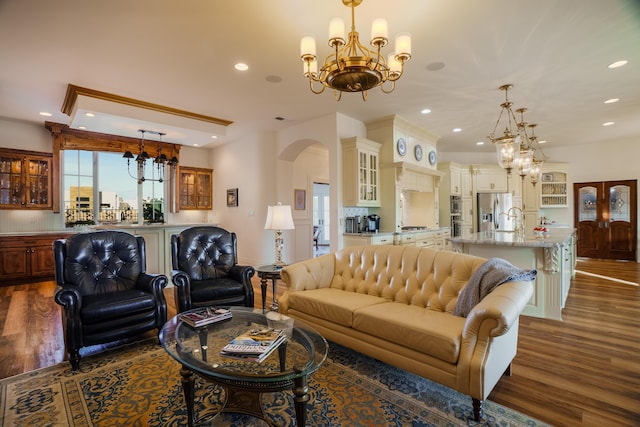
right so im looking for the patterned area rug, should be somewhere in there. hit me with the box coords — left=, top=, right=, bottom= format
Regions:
left=0, top=339, right=549, bottom=426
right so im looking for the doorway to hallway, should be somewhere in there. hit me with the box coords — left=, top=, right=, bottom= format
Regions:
left=313, top=182, right=330, bottom=256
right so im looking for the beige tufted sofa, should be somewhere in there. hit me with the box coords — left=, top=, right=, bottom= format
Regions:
left=279, top=245, right=533, bottom=421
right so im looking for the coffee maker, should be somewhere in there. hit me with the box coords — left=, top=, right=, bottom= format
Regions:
left=367, top=214, right=380, bottom=233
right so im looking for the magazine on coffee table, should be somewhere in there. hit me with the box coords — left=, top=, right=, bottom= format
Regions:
left=179, top=307, right=232, bottom=328
left=221, top=327, right=286, bottom=363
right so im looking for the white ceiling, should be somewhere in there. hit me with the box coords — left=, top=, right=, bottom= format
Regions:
left=1, top=0, right=639, bottom=152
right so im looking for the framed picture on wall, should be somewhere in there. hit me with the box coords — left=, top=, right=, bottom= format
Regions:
left=226, top=188, right=238, bottom=207
left=294, top=189, right=306, bottom=210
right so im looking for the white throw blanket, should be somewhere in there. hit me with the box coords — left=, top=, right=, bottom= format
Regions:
left=454, top=258, right=537, bottom=318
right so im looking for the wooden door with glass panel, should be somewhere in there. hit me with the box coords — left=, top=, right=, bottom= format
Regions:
left=574, top=180, right=636, bottom=260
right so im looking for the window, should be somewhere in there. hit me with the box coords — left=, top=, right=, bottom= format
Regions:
left=63, top=150, right=165, bottom=226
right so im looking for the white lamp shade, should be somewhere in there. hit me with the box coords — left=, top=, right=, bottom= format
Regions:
left=264, top=204, right=295, bottom=230
left=395, top=33, right=412, bottom=56
left=371, top=18, right=388, bottom=40
left=329, top=17, right=345, bottom=40
left=388, top=53, right=402, bottom=74
left=300, top=36, right=317, bottom=57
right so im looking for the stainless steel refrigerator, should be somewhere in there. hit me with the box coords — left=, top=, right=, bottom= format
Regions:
left=477, top=193, right=514, bottom=232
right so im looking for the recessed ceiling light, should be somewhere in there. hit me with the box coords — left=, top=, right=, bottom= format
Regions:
left=604, top=98, right=619, bottom=104
left=420, top=108, right=431, bottom=115
left=452, top=128, right=462, bottom=133
left=426, top=62, right=445, bottom=71
left=265, top=75, right=282, bottom=83
left=538, top=140, right=547, bottom=144
left=78, top=126, right=86, bottom=130
left=211, top=135, right=217, bottom=139
left=234, top=63, right=249, bottom=71
left=476, top=141, right=484, bottom=146
left=608, top=60, right=627, bottom=69
left=193, top=143, right=200, bottom=147
left=39, top=112, right=52, bottom=117
left=602, top=122, right=615, bottom=126
left=85, top=112, right=95, bottom=117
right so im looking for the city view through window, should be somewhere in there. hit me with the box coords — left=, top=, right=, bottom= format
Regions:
left=63, top=150, right=164, bottom=227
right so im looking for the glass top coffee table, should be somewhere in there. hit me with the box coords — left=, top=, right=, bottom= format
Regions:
left=160, top=307, right=328, bottom=427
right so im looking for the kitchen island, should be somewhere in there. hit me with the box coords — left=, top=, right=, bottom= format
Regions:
left=449, top=229, right=576, bottom=321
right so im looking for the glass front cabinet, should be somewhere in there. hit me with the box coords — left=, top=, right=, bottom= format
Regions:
left=341, top=137, right=382, bottom=207
left=0, top=148, right=52, bottom=209
left=178, top=167, right=213, bottom=210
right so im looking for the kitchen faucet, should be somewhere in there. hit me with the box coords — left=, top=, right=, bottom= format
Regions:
left=497, top=207, right=525, bottom=236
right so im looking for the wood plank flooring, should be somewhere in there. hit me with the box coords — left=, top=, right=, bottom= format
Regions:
left=0, top=258, right=638, bottom=426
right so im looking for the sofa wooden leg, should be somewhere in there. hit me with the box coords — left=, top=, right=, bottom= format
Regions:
left=505, top=363, right=512, bottom=377
left=70, top=350, right=81, bottom=371
left=472, top=398, right=483, bottom=421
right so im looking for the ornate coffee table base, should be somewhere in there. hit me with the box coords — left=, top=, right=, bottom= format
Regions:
left=180, top=366, right=309, bottom=427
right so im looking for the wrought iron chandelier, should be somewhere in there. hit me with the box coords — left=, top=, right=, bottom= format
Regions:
left=487, top=84, right=547, bottom=182
left=122, top=129, right=178, bottom=184
left=300, top=0, right=412, bottom=101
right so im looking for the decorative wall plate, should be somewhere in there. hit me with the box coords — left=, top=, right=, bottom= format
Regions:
left=414, top=144, right=423, bottom=161
left=429, top=150, right=437, bottom=165
left=396, top=138, right=406, bottom=156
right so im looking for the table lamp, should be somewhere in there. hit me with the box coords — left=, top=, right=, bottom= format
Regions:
left=264, top=202, right=295, bottom=268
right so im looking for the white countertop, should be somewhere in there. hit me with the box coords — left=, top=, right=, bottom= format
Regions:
left=449, top=229, right=575, bottom=248
left=344, top=227, right=450, bottom=237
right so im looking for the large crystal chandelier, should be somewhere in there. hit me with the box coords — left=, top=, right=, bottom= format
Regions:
left=300, top=0, right=411, bottom=101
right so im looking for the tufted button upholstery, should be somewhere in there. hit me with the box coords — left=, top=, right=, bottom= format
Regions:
left=171, top=226, right=254, bottom=312
left=330, top=245, right=484, bottom=313
left=53, top=230, right=168, bottom=371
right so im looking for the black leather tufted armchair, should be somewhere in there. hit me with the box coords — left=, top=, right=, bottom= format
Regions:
left=171, top=226, right=254, bottom=313
left=53, top=230, right=168, bottom=370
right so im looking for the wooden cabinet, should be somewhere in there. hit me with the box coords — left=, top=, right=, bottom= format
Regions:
left=0, top=148, right=52, bottom=209
left=342, top=137, right=382, bottom=207
left=0, top=233, right=71, bottom=284
left=179, top=167, right=212, bottom=210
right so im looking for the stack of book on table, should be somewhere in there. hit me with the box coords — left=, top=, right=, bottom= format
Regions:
left=221, top=327, right=287, bottom=363
left=179, top=307, right=232, bottom=328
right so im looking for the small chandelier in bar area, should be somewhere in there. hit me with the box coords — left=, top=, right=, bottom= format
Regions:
left=300, top=0, right=411, bottom=101
left=122, top=129, right=178, bottom=184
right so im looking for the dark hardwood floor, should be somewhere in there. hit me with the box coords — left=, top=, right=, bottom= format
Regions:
left=0, top=258, right=638, bottom=426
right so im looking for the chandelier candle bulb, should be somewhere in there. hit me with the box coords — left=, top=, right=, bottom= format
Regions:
left=388, top=53, right=401, bottom=74
left=300, top=36, right=317, bottom=57
left=307, top=59, right=318, bottom=76
left=395, top=33, right=412, bottom=56
left=371, top=18, right=388, bottom=42
left=329, top=17, right=346, bottom=41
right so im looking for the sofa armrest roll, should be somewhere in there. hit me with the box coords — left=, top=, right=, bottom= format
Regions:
left=462, top=280, right=533, bottom=339
left=462, top=281, right=533, bottom=338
